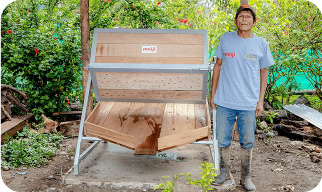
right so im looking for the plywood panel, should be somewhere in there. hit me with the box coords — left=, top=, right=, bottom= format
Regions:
left=98, top=89, right=203, bottom=100
left=95, top=44, right=203, bottom=58
left=158, top=126, right=210, bottom=151
left=97, top=33, right=203, bottom=45
left=85, top=102, right=115, bottom=126
left=195, top=104, right=207, bottom=128
left=85, top=122, right=134, bottom=149
left=95, top=72, right=203, bottom=91
left=121, top=103, right=165, bottom=155
left=160, top=103, right=196, bottom=138
left=94, top=56, right=204, bottom=65
left=101, top=102, right=134, bottom=133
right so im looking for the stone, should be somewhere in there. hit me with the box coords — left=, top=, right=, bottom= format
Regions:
left=290, top=141, right=303, bottom=147
left=260, top=121, right=268, bottom=129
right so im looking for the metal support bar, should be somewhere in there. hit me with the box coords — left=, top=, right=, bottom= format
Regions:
left=79, top=141, right=101, bottom=161
left=73, top=75, right=101, bottom=175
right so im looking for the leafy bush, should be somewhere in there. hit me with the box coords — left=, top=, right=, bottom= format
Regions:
left=1, top=0, right=82, bottom=121
left=1, top=124, right=65, bottom=168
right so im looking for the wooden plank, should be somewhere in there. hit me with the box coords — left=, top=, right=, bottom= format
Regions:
left=195, top=104, right=207, bottom=128
left=98, top=89, right=203, bottom=101
left=121, top=103, right=165, bottom=155
left=95, top=44, right=203, bottom=58
left=95, top=56, right=204, bottom=65
left=87, top=102, right=115, bottom=126
left=158, top=126, right=210, bottom=151
left=101, top=102, right=133, bottom=133
left=1, top=114, right=34, bottom=144
left=97, top=33, right=203, bottom=45
left=95, top=72, right=203, bottom=91
left=160, top=103, right=196, bottom=137
left=84, top=122, right=134, bottom=149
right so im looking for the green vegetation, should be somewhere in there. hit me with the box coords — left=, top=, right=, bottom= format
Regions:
left=154, top=161, right=216, bottom=192
left=1, top=124, right=65, bottom=168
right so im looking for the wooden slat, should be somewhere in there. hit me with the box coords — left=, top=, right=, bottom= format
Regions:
left=101, top=102, right=133, bottom=133
left=95, top=44, right=203, bottom=58
left=98, top=89, right=203, bottom=101
left=160, top=103, right=196, bottom=137
left=121, top=103, right=166, bottom=155
left=158, top=126, right=210, bottom=151
left=95, top=72, right=203, bottom=91
left=94, top=56, right=204, bottom=65
left=87, top=102, right=115, bottom=126
left=84, top=122, right=134, bottom=149
left=97, top=33, right=203, bottom=45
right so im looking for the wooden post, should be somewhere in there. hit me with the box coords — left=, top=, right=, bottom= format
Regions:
left=80, top=0, right=93, bottom=118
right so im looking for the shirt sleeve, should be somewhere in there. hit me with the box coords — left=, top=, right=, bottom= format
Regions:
left=215, top=34, right=224, bottom=60
left=259, top=39, right=275, bottom=69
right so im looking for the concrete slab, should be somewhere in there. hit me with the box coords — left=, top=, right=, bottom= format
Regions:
left=63, top=142, right=213, bottom=190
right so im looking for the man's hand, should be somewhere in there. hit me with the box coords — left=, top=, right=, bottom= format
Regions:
left=210, top=97, right=217, bottom=109
left=255, top=101, right=264, bottom=117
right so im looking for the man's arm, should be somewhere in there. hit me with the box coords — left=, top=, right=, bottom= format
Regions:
left=256, top=67, right=269, bottom=117
left=210, top=57, right=222, bottom=109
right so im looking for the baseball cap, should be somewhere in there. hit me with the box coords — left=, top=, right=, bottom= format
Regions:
left=235, top=4, right=256, bottom=21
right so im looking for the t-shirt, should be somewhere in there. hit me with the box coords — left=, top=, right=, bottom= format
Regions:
left=214, top=31, right=275, bottom=111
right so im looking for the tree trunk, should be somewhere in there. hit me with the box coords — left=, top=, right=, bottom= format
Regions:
left=80, top=0, right=93, bottom=118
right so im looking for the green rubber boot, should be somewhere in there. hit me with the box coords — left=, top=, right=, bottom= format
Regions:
left=214, top=146, right=231, bottom=185
left=240, top=148, right=256, bottom=191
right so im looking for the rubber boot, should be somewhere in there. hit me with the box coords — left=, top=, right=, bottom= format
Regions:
left=240, top=148, right=256, bottom=191
left=214, top=146, right=231, bottom=185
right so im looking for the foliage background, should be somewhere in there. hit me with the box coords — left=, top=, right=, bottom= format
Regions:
left=1, top=0, right=322, bottom=120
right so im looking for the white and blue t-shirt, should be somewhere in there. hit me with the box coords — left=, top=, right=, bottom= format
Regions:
left=214, top=31, right=275, bottom=111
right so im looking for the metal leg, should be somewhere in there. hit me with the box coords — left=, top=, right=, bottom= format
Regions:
left=73, top=75, right=92, bottom=175
left=212, top=109, right=219, bottom=173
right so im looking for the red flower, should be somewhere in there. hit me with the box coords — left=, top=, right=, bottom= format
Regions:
left=106, top=0, right=111, bottom=3
left=34, top=48, right=39, bottom=55
left=214, top=22, right=217, bottom=25
left=27, top=9, right=29, bottom=14
left=156, top=21, right=159, bottom=25
left=283, top=31, right=287, bottom=35
left=63, top=63, right=65, bottom=68
left=256, top=18, right=259, bottom=21
left=60, top=87, right=62, bottom=91
left=54, top=37, right=58, bottom=40
left=1, top=31, right=4, bottom=35
left=184, top=19, right=188, bottom=23
left=80, top=56, right=83, bottom=60
left=157, top=1, right=161, bottom=5
left=180, top=19, right=183, bottom=23
left=308, top=26, right=311, bottom=30
left=67, top=100, right=70, bottom=106
left=274, top=48, right=277, bottom=54
left=189, top=23, right=192, bottom=27
left=7, top=30, right=13, bottom=34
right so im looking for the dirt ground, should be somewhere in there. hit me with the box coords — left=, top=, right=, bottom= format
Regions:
left=1, top=130, right=322, bottom=192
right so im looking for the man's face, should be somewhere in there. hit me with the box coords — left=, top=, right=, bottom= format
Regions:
left=235, top=10, right=256, bottom=31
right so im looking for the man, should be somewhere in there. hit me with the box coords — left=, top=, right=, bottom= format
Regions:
left=210, top=4, right=275, bottom=191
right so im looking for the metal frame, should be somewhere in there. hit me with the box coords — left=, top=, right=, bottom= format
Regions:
left=73, top=28, right=219, bottom=175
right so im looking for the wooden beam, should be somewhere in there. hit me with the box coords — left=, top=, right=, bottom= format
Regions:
left=80, top=0, right=93, bottom=118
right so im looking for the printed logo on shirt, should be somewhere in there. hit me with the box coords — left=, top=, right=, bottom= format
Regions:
left=224, top=52, right=235, bottom=58
left=245, top=54, right=258, bottom=61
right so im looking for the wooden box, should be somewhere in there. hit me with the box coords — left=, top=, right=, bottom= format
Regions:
left=85, top=28, right=210, bottom=155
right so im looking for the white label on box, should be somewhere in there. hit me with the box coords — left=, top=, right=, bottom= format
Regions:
left=142, top=46, right=157, bottom=53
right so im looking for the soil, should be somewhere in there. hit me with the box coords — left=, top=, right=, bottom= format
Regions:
left=1, top=130, right=322, bottom=192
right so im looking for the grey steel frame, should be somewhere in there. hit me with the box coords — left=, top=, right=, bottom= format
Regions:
left=73, top=28, right=219, bottom=175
